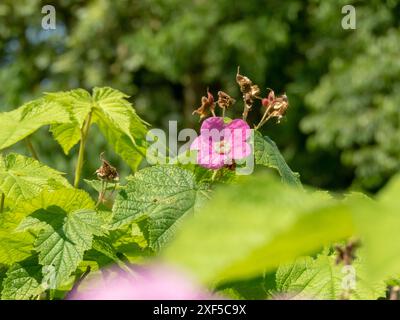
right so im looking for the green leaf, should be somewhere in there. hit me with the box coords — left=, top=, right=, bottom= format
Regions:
left=92, top=87, right=144, bottom=141
left=0, top=98, right=70, bottom=150
left=275, top=253, right=385, bottom=300
left=254, top=131, right=301, bottom=187
left=47, top=87, right=149, bottom=169
left=112, top=165, right=209, bottom=250
left=0, top=210, right=35, bottom=265
left=1, top=256, right=44, bottom=300
left=106, top=225, right=152, bottom=263
left=92, top=87, right=149, bottom=171
left=47, top=89, right=93, bottom=154
left=350, top=175, right=400, bottom=282
left=94, top=118, right=146, bottom=170
left=91, top=237, right=121, bottom=263
left=0, top=153, right=71, bottom=204
left=164, top=173, right=353, bottom=284
left=17, top=189, right=105, bottom=287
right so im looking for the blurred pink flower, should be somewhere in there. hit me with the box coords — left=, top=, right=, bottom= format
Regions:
left=190, top=117, right=251, bottom=169
left=68, top=264, right=213, bottom=300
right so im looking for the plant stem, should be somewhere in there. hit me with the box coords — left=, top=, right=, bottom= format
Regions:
left=0, top=193, right=4, bottom=213
left=222, top=107, right=226, bottom=119
left=211, top=170, right=218, bottom=182
left=255, top=106, right=273, bottom=130
left=25, top=137, right=39, bottom=160
left=242, top=103, right=251, bottom=121
left=74, top=112, right=92, bottom=188
left=96, top=180, right=109, bottom=208
left=255, top=111, right=273, bottom=130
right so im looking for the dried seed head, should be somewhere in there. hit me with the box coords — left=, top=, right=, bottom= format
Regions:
left=236, top=67, right=261, bottom=97
left=96, top=152, right=119, bottom=182
left=269, top=94, right=289, bottom=123
left=261, top=90, right=289, bottom=123
left=192, top=89, right=216, bottom=120
left=236, top=67, right=262, bottom=122
left=236, top=67, right=253, bottom=94
left=335, top=239, right=360, bottom=265
left=250, top=84, right=261, bottom=98
left=217, top=91, right=236, bottom=109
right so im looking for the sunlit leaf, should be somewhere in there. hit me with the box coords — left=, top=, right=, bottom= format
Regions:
left=112, top=165, right=209, bottom=250
left=254, top=131, right=301, bottom=187
left=164, top=173, right=353, bottom=284
left=0, top=153, right=70, bottom=204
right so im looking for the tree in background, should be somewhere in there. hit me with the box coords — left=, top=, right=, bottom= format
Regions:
left=0, top=0, right=399, bottom=191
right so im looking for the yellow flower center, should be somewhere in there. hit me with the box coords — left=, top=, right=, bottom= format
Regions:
left=214, top=140, right=231, bottom=155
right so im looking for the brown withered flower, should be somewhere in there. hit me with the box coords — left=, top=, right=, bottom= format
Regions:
left=96, top=152, right=119, bottom=182
left=192, top=89, right=216, bottom=120
left=269, top=93, right=289, bottom=123
left=217, top=91, right=236, bottom=110
left=236, top=67, right=253, bottom=94
left=335, top=239, right=360, bottom=266
left=255, top=89, right=289, bottom=129
left=261, top=90, right=289, bottom=123
left=236, top=67, right=261, bottom=120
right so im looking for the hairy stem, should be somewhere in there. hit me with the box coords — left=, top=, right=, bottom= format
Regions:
left=96, top=180, right=109, bottom=208
left=255, top=112, right=273, bottom=130
left=242, top=103, right=251, bottom=121
left=74, top=112, right=92, bottom=188
left=211, top=169, right=219, bottom=182
left=0, top=193, right=4, bottom=213
left=255, top=106, right=273, bottom=130
left=25, top=137, right=39, bottom=160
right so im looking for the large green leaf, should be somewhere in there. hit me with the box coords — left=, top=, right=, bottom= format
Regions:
left=112, top=165, right=209, bottom=250
left=0, top=153, right=70, bottom=204
left=350, top=175, right=400, bottom=282
left=48, top=89, right=93, bottom=154
left=92, top=87, right=149, bottom=170
left=17, top=189, right=106, bottom=287
left=94, top=117, right=146, bottom=171
left=47, top=87, right=149, bottom=169
left=0, top=210, right=35, bottom=265
left=0, top=98, right=70, bottom=150
left=164, top=174, right=353, bottom=284
left=92, top=87, right=148, bottom=142
left=254, top=131, right=301, bottom=187
left=1, top=256, right=44, bottom=300
left=46, top=89, right=93, bottom=128
left=275, top=253, right=385, bottom=300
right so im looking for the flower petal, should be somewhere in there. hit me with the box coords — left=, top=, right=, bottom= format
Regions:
left=200, top=117, right=224, bottom=131
left=231, top=138, right=252, bottom=159
left=226, top=119, right=250, bottom=130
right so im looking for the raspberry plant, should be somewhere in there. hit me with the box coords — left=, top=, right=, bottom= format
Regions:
left=0, top=74, right=399, bottom=300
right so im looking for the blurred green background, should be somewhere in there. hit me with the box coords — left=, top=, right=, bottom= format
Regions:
left=0, top=0, right=399, bottom=192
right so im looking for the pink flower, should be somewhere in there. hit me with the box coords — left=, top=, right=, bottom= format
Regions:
left=68, top=264, right=214, bottom=300
left=190, top=117, right=251, bottom=170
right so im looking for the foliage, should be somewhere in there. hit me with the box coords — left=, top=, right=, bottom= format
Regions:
left=2, top=0, right=400, bottom=191
left=0, top=85, right=400, bottom=300
left=1, top=0, right=400, bottom=300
